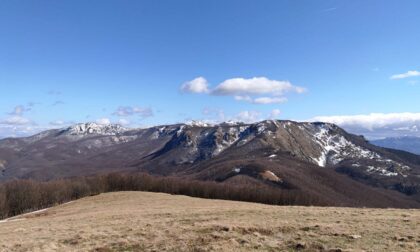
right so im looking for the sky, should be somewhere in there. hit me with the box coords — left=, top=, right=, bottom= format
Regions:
left=1, top=0, right=420, bottom=139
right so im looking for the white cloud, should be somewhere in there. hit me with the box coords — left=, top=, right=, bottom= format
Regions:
left=9, top=105, right=31, bottom=116
left=96, top=118, right=111, bottom=125
left=200, top=109, right=262, bottom=124
left=201, top=107, right=226, bottom=122
left=234, top=95, right=253, bottom=102
left=51, top=100, right=65, bottom=106
left=201, top=108, right=284, bottom=124
left=312, top=113, right=420, bottom=130
left=234, top=110, right=262, bottom=123
left=180, top=77, right=209, bottom=94
left=113, top=106, right=153, bottom=118
left=212, top=77, right=305, bottom=96
left=118, top=118, right=130, bottom=126
left=0, top=116, right=32, bottom=125
left=234, top=95, right=287, bottom=104
left=269, top=109, right=281, bottom=119
left=390, top=70, right=420, bottom=80
left=0, top=116, right=38, bottom=138
left=311, top=112, right=420, bottom=139
left=253, top=97, right=288, bottom=104
left=0, top=125, right=48, bottom=139
left=181, top=76, right=306, bottom=104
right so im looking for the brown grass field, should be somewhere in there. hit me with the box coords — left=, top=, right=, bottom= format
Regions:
left=0, top=191, right=419, bottom=251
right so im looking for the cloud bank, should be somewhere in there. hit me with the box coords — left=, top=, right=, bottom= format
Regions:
left=311, top=113, right=420, bottom=139
left=1, top=116, right=33, bottom=126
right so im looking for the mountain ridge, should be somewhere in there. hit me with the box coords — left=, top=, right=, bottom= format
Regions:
left=1, top=120, right=419, bottom=207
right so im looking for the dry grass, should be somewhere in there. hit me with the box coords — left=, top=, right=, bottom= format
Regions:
left=0, top=191, right=419, bottom=252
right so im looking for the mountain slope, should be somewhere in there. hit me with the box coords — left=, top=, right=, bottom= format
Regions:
left=0, top=120, right=420, bottom=206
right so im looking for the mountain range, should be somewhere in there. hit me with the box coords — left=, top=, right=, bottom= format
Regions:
left=371, top=136, right=420, bottom=155
left=1, top=120, right=420, bottom=207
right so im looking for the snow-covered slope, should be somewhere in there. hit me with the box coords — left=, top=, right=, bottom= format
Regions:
left=60, top=123, right=128, bottom=136
left=301, top=123, right=411, bottom=177
left=142, top=120, right=414, bottom=179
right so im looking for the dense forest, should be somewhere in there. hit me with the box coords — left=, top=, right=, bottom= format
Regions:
left=0, top=172, right=316, bottom=220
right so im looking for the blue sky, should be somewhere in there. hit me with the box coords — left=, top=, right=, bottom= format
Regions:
left=1, top=0, right=420, bottom=138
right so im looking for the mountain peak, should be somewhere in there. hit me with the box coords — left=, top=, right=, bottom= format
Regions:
left=62, top=122, right=127, bottom=136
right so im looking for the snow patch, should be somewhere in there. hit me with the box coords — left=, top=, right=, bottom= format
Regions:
left=186, top=120, right=214, bottom=127
left=176, top=125, right=185, bottom=136
left=63, top=123, right=127, bottom=136
left=312, top=125, right=378, bottom=167
left=367, top=166, right=398, bottom=176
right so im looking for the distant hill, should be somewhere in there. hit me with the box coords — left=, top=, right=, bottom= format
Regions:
left=371, top=136, right=420, bottom=155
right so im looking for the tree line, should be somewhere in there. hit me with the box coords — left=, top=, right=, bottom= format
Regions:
left=0, top=172, right=318, bottom=220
